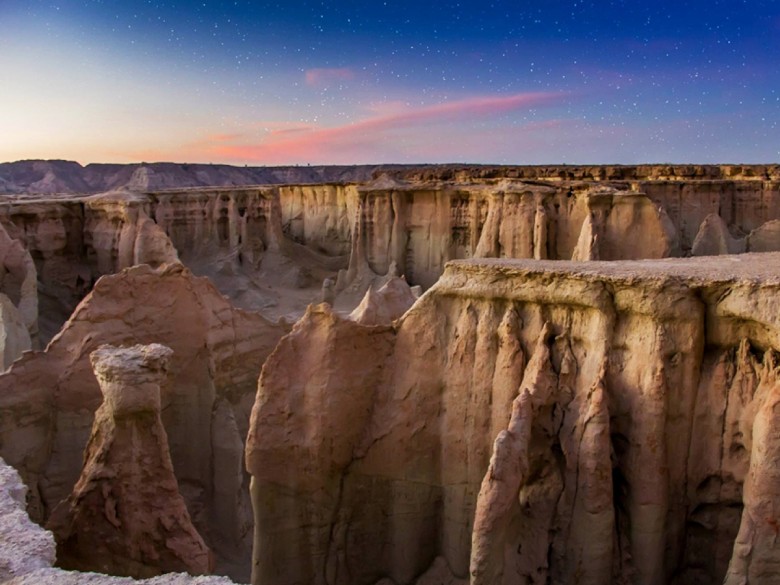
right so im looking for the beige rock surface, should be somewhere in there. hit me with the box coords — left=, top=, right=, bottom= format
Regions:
left=48, top=344, right=212, bottom=578
left=0, top=170, right=777, bottom=342
left=691, top=213, right=746, bottom=256
left=247, top=253, right=780, bottom=585
left=349, top=276, right=417, bottom=325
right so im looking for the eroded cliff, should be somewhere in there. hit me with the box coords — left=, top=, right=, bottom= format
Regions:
left=2, top=167, right=779, bottom=342
left=247, top=253, right=780, bottom=585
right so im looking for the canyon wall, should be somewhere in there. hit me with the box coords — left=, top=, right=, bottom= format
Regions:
left=246, top=253, right=780, bottom=585
left=2, top=169, right=778, bottom=342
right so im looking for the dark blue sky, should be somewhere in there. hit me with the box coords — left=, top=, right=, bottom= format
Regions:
left=1, top=0, right=778, bottom=164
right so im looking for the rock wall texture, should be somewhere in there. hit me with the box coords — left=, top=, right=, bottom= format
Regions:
left=48, top=344, right=212, bottom=578
left=2, top=168, right=779, bottom=340
left=246, top=253, right=780, bottom=585
left=0, top=263, right=286, bottom=579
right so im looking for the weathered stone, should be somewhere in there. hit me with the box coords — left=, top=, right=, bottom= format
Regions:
left=48, top=344, right=212, bottom=578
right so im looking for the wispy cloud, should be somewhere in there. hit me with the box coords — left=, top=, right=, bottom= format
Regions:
left=304, top=67, right=355, bottom=87
left=208, top=91, right=567, bottom=163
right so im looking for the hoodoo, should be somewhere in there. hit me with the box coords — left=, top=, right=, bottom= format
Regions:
left=48, top=344, right=212, bottom=578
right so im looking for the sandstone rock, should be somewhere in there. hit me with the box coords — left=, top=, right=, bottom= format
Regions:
left=571, top=191, right=679, bottom=260
left=0, top=293, right=31, bottom=370
left=0, top=456, right=236, bottom=585
left=349, top=276, right=417, bottom=325
left=48, top=344, right=212, bottom=578
left=246, top=303, right=395, bottom=585
left=0, top=220, right=38, bottom=349
left=747, top=219, right=780, bottom=253
left=723, top=362, right=780, bottom=585
left=692, top=213, right=746, bottom=256
left=246, top=253, right=780, bottom=585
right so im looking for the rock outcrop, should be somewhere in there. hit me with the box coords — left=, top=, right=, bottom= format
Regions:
left=349, top=276, right=417, bottom=326
left=691, top=213, right=746, bottom=256
left=246, top=253, right=780, bottom=585
left=0, top=263, right=286, bottom=580
left=48, top=344, right=211, bottom=577
left=85, top=192, right=179, bottom=275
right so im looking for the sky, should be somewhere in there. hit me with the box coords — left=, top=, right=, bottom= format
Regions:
left=0, top=0, right=778, bottom=165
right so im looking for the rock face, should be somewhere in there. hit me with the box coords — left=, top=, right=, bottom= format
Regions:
left=349, top=276, right=417, bottom=326
left=0, top=220, right=38, bottom=362
left=246, top=253, right=780, bottom=585
left=48, top=344, right=212, bottom=578
left=1, top=168, right=779, bottom=340
left=0, top=263, right=286, bottom=579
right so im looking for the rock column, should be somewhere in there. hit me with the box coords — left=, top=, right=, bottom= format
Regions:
left=47, top=343, right=212, bottom=578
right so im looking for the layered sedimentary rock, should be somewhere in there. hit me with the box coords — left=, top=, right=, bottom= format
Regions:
left=247, top=253, right=780, bottom=585
left=0, top=263, right=286, bottom=579
left=49, top=344, right=211, bottom=577
left=1, top=167, right=779, bottom=342
left=85, top=192, right=179, bottom=275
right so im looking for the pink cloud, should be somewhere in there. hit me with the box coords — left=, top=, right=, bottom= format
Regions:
left=209, top=91, right=566, bottom=164
left=305, top=67, right=355, bottom=87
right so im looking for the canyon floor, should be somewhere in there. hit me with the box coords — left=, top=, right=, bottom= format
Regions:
left=2, top=161, right=780, bottom=585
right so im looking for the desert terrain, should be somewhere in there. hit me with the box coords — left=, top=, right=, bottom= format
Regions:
left=2, top=161, right=780, bottom=585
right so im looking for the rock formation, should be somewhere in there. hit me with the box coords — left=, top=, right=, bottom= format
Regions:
left=0, top=160, right=397, bottom=194
left=48, top=344, right=211, bottom=578
left=3, top=163, right=780, bottom=584
left=0, top=263, right=286, bottom=579
left=85, top=192, right=179, bottom=275
left=0, top=165, right=778, bottom=341
left=691, top=213, right=746, bottom=256
left=349, top=276, right=417, bottom=325
left=247, top=253, right=780, bottom=585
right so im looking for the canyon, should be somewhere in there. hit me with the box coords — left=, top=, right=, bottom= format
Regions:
left=1, top=162, right=780, bottom=585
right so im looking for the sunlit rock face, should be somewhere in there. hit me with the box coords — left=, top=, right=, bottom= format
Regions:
left=247, top=253, right=780, bottom=585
